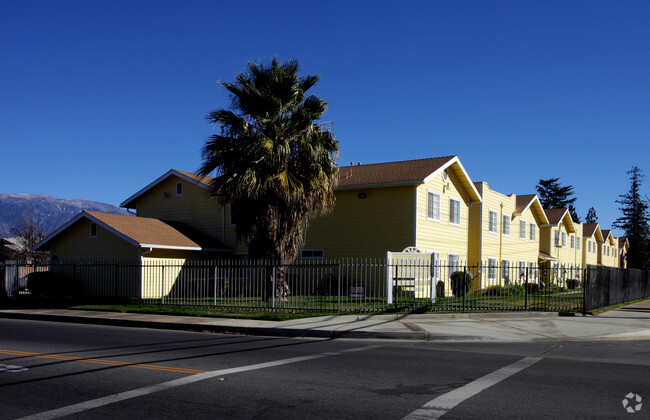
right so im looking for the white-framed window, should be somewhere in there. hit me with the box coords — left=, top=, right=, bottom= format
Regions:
left=554, top=230, right=560, bottom=247
left=502, top=215, right=510, bottom=236
left=487, top=257, right=497, bottom=281
left=529, top=261, right=537, bottom=280
left=301, top=249, right=325, bottom=259
left=529, top=223, right=536, bottom=241
left=577, top=237, right=581, bottom=250
left=448, top=254, right=461, bottom=279
left=501, top=259, right=510, bottom=284
left=562, top=232, right=566, bottom=247
left=519, top=220, right=526, bottom=240
left=89, top=222, right=98, bottom=238
left=176, top=182, right=184, bottom=196
left=427, top=191, right=441, bottom=221
left=488, top=210, right=498, bottom=233
left=518, top=261, right=526, bottom=282
left=449, top=199, right=461, bottom=225
left=570, top=235, right=575, bottom=249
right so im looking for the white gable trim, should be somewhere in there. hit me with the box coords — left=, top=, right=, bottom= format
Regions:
left=120, top=169, right=214, bottom=209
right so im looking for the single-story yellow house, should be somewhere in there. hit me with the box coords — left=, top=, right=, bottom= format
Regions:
left=34, top=210, right=230, bottom=297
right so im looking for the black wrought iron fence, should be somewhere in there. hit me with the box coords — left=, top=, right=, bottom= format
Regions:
left=0, top=259, right=599, bottom=313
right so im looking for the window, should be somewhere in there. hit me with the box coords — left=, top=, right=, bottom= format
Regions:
left=577, top=237, right=581, bottom=250
left=570, top=235, right=575, bottom=249
left=89, top=223, right=97, bottom=238
left=529, top=223, right=536, bottom=241
left=501, top=259, right=510, bottom=284
left=301, top=249, right=324, bottom=259
left=427, top=191, right=440, bottom=221
left=562, top=232, right=566, bottom=247
left=554, top=230, right=560, bottom=247
left=448, top=254, right=461, bottom=279
left=519, top=220, right=526, bottom=240
left=449, top=199, right=461, bottom=225
left=502, top=215, right=510, bottom=236
left=518, top=261, right=526, bottom=281
left=529, top=262, right=537, bottom=280
left=176, top=182, right=183, bottom=196
left=487, top=258, right=497, bottom=281
left=488, top=210, right=498, bottom=233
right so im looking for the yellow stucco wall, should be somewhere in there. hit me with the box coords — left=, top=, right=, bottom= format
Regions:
left=469, top=184, right=541, bottom=266
left=302, top=185, right=415, bottom=259
left=415, top=166, right=473, bottom=262
left=134, top=174, right=238, bottom=248
left=49, top=218, right=138, bottom=261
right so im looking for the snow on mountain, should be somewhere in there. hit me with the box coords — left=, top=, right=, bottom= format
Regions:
left=0, top=193, right=131, bottom=236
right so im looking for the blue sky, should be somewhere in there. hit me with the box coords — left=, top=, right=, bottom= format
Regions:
left=2, top=0, right=649, bottom=235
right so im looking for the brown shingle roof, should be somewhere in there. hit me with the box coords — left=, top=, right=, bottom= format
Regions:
left=86, top=211, right=228, bottom=250
left=515, top=195, right=537, bottom=214
left=544, top=208, right=569, bottom=225
left=337, top=156, right=457, bottom=187
left=583, top=223, right=599, bottom=237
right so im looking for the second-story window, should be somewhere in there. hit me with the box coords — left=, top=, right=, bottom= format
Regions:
left=449, top=198, right=461, bottom=225
left=562, top=232, right=566, bottom=247
left=427, top=191, right=440, bottom=221
left=519, top=220, right=526, bottom=240
left=488, top=211, right=498, bottom=233
left=529, top=223, right=536, bottom=241
left=502, top=215, right=510, bottom=236
left=176, top=182, right=183, bottom=196
left=90, top=223, right=97, bottom=238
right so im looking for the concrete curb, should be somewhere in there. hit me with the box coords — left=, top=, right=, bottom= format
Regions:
left=0, top=311, right=427, bottom=341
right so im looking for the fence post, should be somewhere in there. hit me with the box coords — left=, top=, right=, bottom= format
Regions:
left=272, top=263, right=276, bottom=309
left=524, top=266, right=529, bottom=310
left=582, top=267, right=587, bottom=315
left=386, top=252, right=393, bottom=304
left=161, top=265, right=165, bottom=304
left=213, top=265, right=217, bottom=307
left=337, top=261, right=342, bottom=313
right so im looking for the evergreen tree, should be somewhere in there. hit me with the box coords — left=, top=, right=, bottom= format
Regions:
left=536, top=178, right=579, bottom=222
left=613, top=166, right=650, bottom=269
left=585, top=207, right=598, bottom=223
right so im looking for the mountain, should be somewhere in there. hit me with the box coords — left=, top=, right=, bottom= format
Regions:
left=0, top=193, right=131, bottom=237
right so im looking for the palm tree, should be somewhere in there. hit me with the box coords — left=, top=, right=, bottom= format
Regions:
left=198, top=59, right=339, bottom=299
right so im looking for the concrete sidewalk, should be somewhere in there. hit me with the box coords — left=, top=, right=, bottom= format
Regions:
left=1, top=299, right=649, bottom=342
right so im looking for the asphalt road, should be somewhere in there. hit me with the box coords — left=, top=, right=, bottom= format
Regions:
left=1, top=318, right=648, bottom=419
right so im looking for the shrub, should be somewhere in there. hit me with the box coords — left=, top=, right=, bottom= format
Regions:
left=525, top=283, right=540, bottom=294
left=566, top=279, right=580, bottom=290
left=27, top=272, right=78, bottom=297
left=450, top=271, right=473, bottom=297
left=436, top=280, right=445, bottom=298
left=482, top=285, right=505, bottom=296
left=504, top=284, right=525, bottom=296
left=27, top=272, right=57, bottom=297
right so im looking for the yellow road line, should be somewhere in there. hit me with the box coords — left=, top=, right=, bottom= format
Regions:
left=0, top=349, right=206, bottom=374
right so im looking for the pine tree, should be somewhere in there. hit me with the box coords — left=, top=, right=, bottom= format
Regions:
left=536, top=178, right=579, bottom=222
left=585, top=207, right=598, bottom=223
left=613, top=166, right=650, bottom=269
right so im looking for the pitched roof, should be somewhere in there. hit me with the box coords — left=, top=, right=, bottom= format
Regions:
left=619, top=237, right=629, bottom=248
left=336, top=156, right=482, bottom=202
left=582, top=223, right=599, bottom=237
left=515, top=195, right=538, bottom=214
left=121, top=169, right=215, bottom=209
left=543, top=208, right=576, bottom=232
left=35, top=211, right=230, bottom=252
